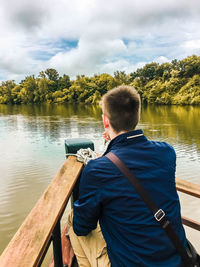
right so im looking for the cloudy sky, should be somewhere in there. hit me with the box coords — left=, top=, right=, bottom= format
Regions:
left=0, top=0, right=200, bottom=82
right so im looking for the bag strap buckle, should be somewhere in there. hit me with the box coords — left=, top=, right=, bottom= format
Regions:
left=154, top=209, right=165, bottom=222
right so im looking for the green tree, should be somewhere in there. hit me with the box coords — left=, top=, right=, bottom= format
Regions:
left=37, top=78, right=48, bottom=102
left=58, top=74, right=71, bottom=90
left=173, top=75, right=200, bottom=104
left=1, top=55, right=200, bottom=106
left=134, top=62, right=159, bottom=84
left=19, top=76, right=37, bottom=104
left=11, top=85, right=23, bottom=104
left=45, top=68, right=59, bottom=82
left=0, top=80, right=16, bottom=103
left=95, top=73, right=116, bottom=95
left=114, top=71, right=129, bottom=85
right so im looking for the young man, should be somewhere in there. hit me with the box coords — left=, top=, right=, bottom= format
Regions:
left=68, top=86, right=187, bottom=266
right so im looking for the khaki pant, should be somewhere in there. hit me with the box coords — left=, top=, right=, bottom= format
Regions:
left=68, top=211, right=110, bottom=267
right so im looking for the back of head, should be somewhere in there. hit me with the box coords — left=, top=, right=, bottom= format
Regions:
left=102, top=85, right=141, bottom=133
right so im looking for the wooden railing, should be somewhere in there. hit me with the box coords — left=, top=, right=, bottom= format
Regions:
left=0, top=156, right=84, bottom=267
left=176, top=178, right=200, bottom=231
left=0, top=157, right=199, bottom=267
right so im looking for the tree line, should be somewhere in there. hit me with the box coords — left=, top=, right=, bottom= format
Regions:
left=0, top=54, right=200, bottom=105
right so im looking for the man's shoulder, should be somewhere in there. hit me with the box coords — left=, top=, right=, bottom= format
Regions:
left=146, top=140, right=176, bottom=165
left=149, top=140, right=175, bottom=153
left=84, top=155, right=111, bottom=173
left=81, top=155, right=112, bottom=181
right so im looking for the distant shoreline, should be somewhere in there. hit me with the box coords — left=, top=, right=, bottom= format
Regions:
left=1, top=55, right=200, bottom=105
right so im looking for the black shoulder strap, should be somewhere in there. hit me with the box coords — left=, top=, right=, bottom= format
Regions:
left=105, top=152, right=192, bottom=267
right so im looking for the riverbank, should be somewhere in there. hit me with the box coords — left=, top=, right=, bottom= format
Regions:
left=0, top=55, right=200, bottom=105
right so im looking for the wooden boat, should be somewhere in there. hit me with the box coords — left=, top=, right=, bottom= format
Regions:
left=0, top=139, right=200, bottom=267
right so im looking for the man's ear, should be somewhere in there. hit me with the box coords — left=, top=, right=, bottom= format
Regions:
left=103, top=114, right=109, bottom=129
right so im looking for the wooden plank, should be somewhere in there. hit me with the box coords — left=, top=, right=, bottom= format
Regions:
left=182, top=216, right=200, bottom=231
left=0, top=156, right=83, bottom=267
left=176, top=178, right=200, bottom=198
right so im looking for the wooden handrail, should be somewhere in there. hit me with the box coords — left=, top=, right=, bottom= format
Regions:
left=182, top=216, right=200, bottom=231
left=176, top=178, right=200, bottom=198
left=176, top=178, right=200, bottom=232
left=0, top=156, right=83, bottom=267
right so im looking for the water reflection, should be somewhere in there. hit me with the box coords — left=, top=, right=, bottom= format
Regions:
left=0, top=103, right=102, bottom=118
left=0, top=104, right=103, bottom=143
left=141, top=105, right=200, bottom=149
left=1, top=104, right=200, bottom=152
left=0, top=103, right=200, bottom=256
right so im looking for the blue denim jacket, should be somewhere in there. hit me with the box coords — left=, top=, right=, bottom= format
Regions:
left=73, top=129, right=186, bottom=266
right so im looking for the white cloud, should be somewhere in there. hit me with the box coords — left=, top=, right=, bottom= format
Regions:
left=100, top=60, right=147, bottom=75
left=154, top=56, right=169, bottom=64
left=1, top=0, right=200, bottom=81
left=182, top=40, right=200, bottom=50
left=47, top=38, right=127, bottom=76
left=1, top=0, right=48, bottom=31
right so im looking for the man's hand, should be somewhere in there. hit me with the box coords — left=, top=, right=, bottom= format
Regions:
left=103, top=131, right=111, bottom=143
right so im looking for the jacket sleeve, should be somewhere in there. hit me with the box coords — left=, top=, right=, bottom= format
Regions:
left=72, top=160, right=102, bottom=236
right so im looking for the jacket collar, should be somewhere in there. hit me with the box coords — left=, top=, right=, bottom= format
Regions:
left=103, top=129, right=146, bottom=155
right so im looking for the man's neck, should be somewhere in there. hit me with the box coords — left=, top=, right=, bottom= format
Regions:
left=109, top=130, right=127, bottom=140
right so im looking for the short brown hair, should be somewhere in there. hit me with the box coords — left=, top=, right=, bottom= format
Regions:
left=102, top=86, right=141, bottom=133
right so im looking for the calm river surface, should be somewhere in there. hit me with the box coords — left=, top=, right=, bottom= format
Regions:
left=0, top=104, right=200, bottom=259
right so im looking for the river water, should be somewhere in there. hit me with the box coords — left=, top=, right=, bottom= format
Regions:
left=0, top=103, right=200, bottom=259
